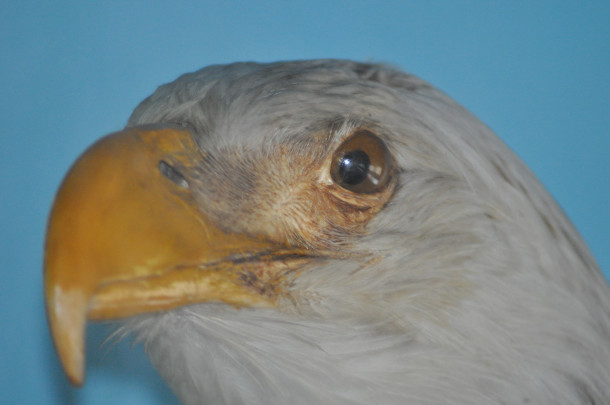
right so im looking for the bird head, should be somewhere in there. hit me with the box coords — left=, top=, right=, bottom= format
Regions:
left=45, top=60, right=610, bottom=404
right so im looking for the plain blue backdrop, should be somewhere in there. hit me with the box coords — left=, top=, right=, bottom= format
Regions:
left=1, top=1, right=608, bottom=404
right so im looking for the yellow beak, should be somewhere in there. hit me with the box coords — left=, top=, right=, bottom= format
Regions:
left=44, top=127, right=308, bottom=386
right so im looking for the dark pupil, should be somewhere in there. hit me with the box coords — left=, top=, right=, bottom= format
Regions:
left=338, top=150, right=370, bottom=186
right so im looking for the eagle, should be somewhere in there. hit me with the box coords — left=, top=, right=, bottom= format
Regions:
left=45, top=60, right=610, bottom=404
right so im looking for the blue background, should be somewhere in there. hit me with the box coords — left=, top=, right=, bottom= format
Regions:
left=1, top=1, right=608, bottom=404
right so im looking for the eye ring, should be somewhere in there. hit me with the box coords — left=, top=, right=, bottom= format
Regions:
left=330, top=130, right=391, bottom=194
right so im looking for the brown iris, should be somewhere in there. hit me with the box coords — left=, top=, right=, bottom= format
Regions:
left=330, top=130, right=391, bottom=194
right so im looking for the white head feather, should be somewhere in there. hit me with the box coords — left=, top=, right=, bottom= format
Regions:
left=121, top=60, right=610, bottom=404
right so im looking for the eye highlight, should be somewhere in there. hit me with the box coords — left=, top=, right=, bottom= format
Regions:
left=330, top=130, right=391, bottom=194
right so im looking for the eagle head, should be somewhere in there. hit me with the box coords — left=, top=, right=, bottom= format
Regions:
left=45, top=60, right=610, bottom=404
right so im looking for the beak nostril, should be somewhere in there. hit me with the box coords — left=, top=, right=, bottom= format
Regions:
left=159, top=160, right=189, bottom=189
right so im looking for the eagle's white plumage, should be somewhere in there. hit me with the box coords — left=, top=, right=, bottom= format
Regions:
left=69, top=60, right=610, bottom=404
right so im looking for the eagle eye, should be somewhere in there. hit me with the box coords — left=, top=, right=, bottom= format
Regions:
left=330, top=130, right=391, bottom=194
